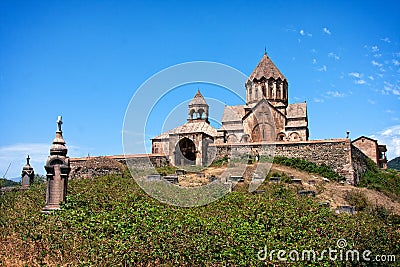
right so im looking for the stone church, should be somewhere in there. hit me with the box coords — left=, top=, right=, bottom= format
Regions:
left=151, top=52, right=310, bottom=166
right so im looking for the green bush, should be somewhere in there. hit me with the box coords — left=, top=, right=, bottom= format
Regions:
left=0, top=173, right=399, bottom=266
left=344, top=190, right=370, bottom=211
left=358, top=158, right=400, bottom=201
left=155, top=165, right=178, bottom=176
left=273, top=156, right=345, bottom=181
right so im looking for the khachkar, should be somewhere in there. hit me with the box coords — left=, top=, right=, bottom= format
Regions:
left=21, top=155, right=35, bottom=189
left=42, top=116, right=70, bottom=213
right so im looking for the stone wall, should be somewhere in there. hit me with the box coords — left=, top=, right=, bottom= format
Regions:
left=351, top=145, right=368, bottom=185
left=211, top=138, right=358, bottom=184
left=70, top=154, right=168, bottom=178
left=70, top=139, right=370, bottom=185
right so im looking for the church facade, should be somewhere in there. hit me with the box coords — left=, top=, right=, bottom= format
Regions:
left=151, top=52, right=310, bottom=166
left=216, top=52, right=308, bottom=144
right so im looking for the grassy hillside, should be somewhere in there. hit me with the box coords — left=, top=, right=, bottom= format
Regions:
left=358, top=158, right=400, bottom=201
left=1, top=172, right=399, bottom=266
left=388, top=156, right=400, bottom=171
left=0, top=178, right=19, bottom=188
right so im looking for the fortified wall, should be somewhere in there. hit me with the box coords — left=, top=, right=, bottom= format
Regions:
left=69, top=139, right=367, bottom=185
left=212, top=138, right=366, bottom=184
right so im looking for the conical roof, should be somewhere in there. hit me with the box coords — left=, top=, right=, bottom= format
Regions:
left=248, top=53, right=287, bottom=81
left=189, top=89, right=208, bottom=106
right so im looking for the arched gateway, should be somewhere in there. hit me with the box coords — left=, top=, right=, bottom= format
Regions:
left=175, top=138, right=196, bottom=166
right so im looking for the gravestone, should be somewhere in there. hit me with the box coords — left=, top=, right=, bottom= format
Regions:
left=319, top=201, right=330, bottom=208
left=291, top=178, right=302, bottom=184
left=42, top=116, right=70, bottom=213
left=308, top=180, right=316, bottom=185
left=269, top=177, right=281, bottom=183
left=297, top=190, right=316, bottom=197
left=229, top=175, right=244, bottom=182
left=208, top=175, right=218, bottom=182
left=176, top=169, right=186, bottom=175
left=21, top=155, right=34, bottom=189
left=164, top=175, right=178, bottom=184
left=335, top=205, right=355, bottom=215
left=146, top=174, right=161, bottom=181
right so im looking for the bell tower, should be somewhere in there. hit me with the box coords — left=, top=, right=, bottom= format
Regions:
left=245, top=51, right=288, bottom=112
left=187, top=89, right=209, bottom=123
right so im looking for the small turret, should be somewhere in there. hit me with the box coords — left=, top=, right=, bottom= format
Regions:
left=21, top=155, right=34, bottom=189
left=187, top=89, right=209, bottom=123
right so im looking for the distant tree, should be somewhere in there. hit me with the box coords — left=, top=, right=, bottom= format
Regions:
left=0, top=178, right=19, bottom=187
left=33, top=174, right=46, bottom=183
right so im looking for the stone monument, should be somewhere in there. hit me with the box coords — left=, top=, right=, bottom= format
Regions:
left=21, top=155, right=34, bottom=189
left=42, top=116, right=70, bottom=213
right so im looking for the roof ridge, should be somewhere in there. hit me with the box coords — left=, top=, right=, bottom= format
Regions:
left=248, top=54, right=287, bottom=81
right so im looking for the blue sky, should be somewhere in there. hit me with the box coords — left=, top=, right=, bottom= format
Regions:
left=1, top=0, right=399, bottom=179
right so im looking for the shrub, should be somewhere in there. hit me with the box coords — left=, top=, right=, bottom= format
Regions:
left=273, top=156, right=345, bottom=181
left=358, top=158, right=400, bottom=201
left=344, top=190, right=370, bottom=211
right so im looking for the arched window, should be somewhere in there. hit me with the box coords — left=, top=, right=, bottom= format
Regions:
left=276, top=87, right=281, bottom=99
left=262, top=84, right=266, bottom=97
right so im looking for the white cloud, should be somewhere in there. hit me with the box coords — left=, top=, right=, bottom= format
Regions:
left=349, top=72, right=362, bottom=78
left=317, top=65, right=327, bottom=72
left=383, top=81, right=400, bottom=96
left=355, top=79, right=366, bottom=85
left=372, top=60, right=383, bottom=67
left=381, top=37, right=391, bottom=43
left=368, top=76, right=374, bottom=80
left=0, top=143, right=84, bottom=179
left=299, top=29, right=312, bottom=37
left=367, top=99, right=375, bottom=105
left=0, top=143, right=49, bottom=179
left=313, top=98, right=324, bottom=103
left=371, top=46, right=379, bottom=53
left=393, top=59, right=400, bottom=66
left=371, top=125, right=400, bottom=160
left=326, top=90, right=345, bottom=97
left=328, top=52, right=340, bottom=60
left=323, top=27, right=331, bottom=35
left=373, top=53, right=382, bottom=58
left=312, top=58, right=317, bottom=64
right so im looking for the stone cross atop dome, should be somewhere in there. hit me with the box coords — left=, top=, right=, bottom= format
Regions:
left=21, top=154, right=34, bottom=189
left=50, top=116, right=68, bottom=157
left=56, top=116, right=63, bottom=132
